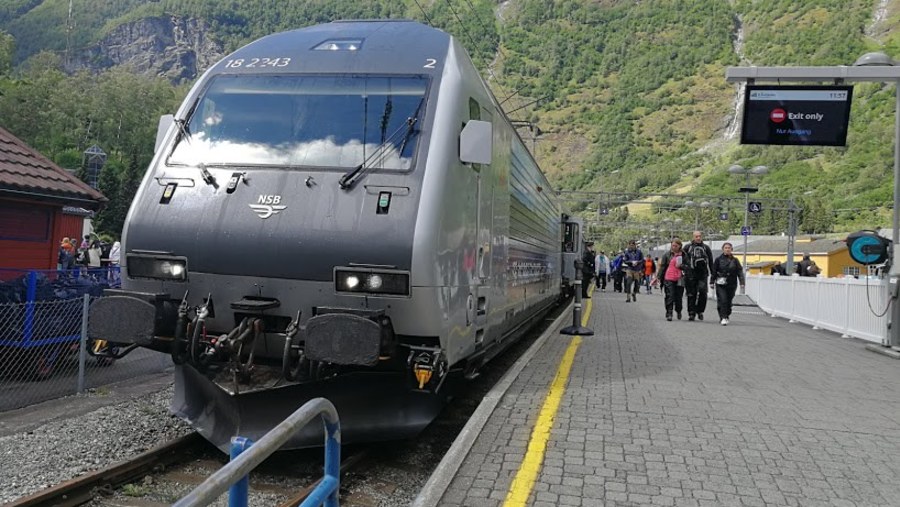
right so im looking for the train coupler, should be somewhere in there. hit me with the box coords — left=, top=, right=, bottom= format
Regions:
left=281, top=309, right=307, bottom=381
left=407, top=346, right=447, bottom=393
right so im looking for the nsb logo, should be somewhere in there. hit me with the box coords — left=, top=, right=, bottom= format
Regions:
left=249, top=195, right=286, bottom=219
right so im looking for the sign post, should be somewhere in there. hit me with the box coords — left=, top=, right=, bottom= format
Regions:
left=741, top=86, right=853, bottom=146
left=727, top=59, right=900, bottom=358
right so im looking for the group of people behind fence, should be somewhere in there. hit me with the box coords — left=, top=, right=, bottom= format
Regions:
left=770, top=254, right=821, bottom=277
left=588, top=231, right=746, bottom=326
left=57, top=235, right=120, bottom=272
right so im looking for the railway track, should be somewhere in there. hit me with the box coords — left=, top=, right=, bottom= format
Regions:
left=7, top=303, right=566, bottom=506
left=8, top=433, right=209, bottom=507
left=8, top=432, right=372, bottom=507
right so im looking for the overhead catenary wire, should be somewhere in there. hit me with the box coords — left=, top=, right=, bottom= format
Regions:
left=410, top=0, right=436, bottom=27
left=458, top=0, right=535, bottom=117
left=441, top=0, right=519, bottom=113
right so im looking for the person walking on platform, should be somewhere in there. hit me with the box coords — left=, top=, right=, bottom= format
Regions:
left=643, top=254, right=656, bottom=295
left=611, top=251, right=625, bottom=293
left=682, top=230, right=714, bottom=321
left=658, top=239, right=685, bottom=321
left=712, top=242, right=745, bottom=326
left=595, top=250, right=609, bottom=291
left=581, top=242, right=596, bottom=298
left=622, top=240, right=644, bottom=303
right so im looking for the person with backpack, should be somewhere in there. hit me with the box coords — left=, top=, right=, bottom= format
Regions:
left=657, top=238, right=685, bottom=321
left=622, top=240, right=644, bottom=303
left=712, top=242, right=745, bottom=326
left=807, top=260, right=821, bottom=277
left=682, top=230, right=714, bottom=321
left=796, top=254, right=813, bottom=276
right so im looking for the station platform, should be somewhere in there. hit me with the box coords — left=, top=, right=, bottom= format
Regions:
left=416, top=288, right=900, bottom=507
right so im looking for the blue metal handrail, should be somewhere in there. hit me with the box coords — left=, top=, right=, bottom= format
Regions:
left=173, top=397, right=341, bottom=507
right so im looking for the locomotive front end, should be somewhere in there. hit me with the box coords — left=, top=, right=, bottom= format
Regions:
left=87, top=21, right=461, bottom=449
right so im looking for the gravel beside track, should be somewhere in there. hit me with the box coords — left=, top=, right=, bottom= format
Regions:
left=0, top=385, right=192, bottom=504
left=1, top=304, right=565, bottom=506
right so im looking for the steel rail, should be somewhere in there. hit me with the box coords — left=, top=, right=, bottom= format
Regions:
left=7, top=433, right=206, bottom=507
left=275, top=450, right=370, bottom=507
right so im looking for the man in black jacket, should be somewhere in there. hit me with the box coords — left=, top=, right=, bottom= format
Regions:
left=796, top=254, right=813, bottom=276
left=581, top=242, right=596, bottom=298
left=682, top=230, right=714, bottom=321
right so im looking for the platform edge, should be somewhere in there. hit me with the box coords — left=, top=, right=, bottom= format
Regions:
left=411, top=301, right=574, bottom=507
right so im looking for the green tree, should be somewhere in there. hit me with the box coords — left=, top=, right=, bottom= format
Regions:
left=0, top=30, right=13, bottom=75
left=798, top=197, right=834, bottom=234
left=93, top=162, right=122, bottom=236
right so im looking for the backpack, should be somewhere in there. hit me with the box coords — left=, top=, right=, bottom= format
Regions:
left=686, top=244, right=709, bottom=275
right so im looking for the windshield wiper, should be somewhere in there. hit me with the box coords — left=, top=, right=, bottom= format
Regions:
left=339, top=119, right=415, bottom=190
left=197, top=162, right=217, bottom=188
left=398, top=98, right=425, bottom=157
left=167, top=118, right=192, bottom=160
left=339, top=99, right=425, bottom=191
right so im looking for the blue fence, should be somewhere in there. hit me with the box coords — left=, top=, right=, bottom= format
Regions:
left=0, top=268, right=120, bottom=348
left=0, top=267, right=173, bottom=412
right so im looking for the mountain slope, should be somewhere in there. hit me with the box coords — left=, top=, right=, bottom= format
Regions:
left=0, top=0, right=897, bottom=235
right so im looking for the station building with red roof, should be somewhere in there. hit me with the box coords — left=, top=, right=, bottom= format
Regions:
left=0, top=127, right=107, bottom=270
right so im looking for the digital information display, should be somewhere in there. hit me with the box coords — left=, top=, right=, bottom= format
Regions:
left=740, top=85, right=853, bottom=146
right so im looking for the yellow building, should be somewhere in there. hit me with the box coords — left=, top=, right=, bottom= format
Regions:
left=734, top=237, right=866, bottom=278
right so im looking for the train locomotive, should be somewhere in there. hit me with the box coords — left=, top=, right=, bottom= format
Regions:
left=89, top=20, right=583, bottom=450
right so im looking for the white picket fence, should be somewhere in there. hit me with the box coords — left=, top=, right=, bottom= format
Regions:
left=745, top=274, right=891, bottom=344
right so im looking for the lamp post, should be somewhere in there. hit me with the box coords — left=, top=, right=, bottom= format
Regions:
left=660, top=217, right=683, bottom=241
left=683, top=200, right=712, bottom=230
left=728, top=164, right=769, bottom=272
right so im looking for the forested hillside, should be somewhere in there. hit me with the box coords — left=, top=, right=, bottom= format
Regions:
left=0, top=0, right=898, bottom=238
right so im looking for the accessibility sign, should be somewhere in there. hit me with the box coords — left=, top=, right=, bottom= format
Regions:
left=741, top=225, right=752, bottom=236
left=748, top=201, right=762, bottom=214
left=741, top=85, right=853, bottom=146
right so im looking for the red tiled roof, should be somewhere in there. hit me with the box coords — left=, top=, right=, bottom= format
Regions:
left=0, top=126, right=107, bottom=209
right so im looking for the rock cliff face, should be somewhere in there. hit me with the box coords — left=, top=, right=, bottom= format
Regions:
left=69, top=16, right=225, bottom=82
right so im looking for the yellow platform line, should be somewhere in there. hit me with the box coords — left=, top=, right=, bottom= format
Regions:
left=502, top=296, right=592, bottom=507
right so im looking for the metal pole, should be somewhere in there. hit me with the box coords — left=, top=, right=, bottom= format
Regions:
left=561, top=259, right=594, bottom=336
left=743, top=174, right=749, bottom=273
left=228, top=437, right=252, bottom=507
left=23, top=271, right=36, bottom=345
left=890, top=81, right=900, bottom=349
left=323, top=419, right=341, bottom=507
left=77, top=293, right=89, bottom=394
left=786, top=198, right=797, bottom=274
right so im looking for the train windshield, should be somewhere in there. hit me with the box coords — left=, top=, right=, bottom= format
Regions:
left=168, top=75, right=427, bottom=170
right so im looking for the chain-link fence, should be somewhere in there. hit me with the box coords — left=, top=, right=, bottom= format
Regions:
left=0, top=268, right=172, bottom=412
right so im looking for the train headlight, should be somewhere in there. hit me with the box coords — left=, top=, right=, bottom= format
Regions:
left=126, top=254, right=188, bottom=281
left=335, top=269, right=409, bottom=296
left=367, top=274, right=383, bottom=290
